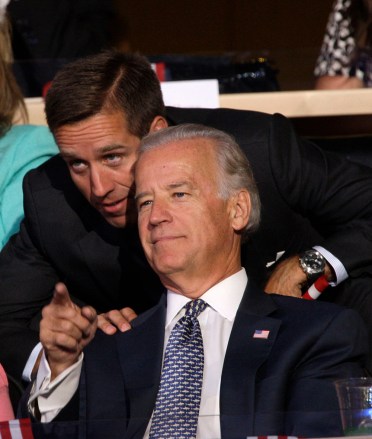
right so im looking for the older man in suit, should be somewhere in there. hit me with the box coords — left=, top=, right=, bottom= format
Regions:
left=1, top=50, right=372, bottom=393
left=21, top=125, right=368, bottom=439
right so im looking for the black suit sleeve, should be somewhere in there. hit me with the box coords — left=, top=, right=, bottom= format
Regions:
left=0, top=172, right=58, bottom=380
left=268, top=112, right=372, bottom=278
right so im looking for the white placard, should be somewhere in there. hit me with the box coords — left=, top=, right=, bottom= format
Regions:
left=161, top=79, right=219, bottom=108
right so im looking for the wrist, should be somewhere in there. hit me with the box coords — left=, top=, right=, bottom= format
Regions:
left=299, top=249, right=326, bottom=286
left=47, top=356, right=80, bottom=382
left=324, top=262, right=335, bottom=282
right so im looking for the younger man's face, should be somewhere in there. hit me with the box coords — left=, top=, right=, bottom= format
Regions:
left=55, top=111, right=140, bottom=228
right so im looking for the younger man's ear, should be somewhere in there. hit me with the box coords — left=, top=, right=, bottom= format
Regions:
left=149, top=116, right=168, bottom=132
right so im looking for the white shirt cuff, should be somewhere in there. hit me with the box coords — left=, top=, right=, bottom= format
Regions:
left=28, top=350, right=83, bottom=422
left=22, top=342, right=43, bottom=382
left=313, top=246, right=348, bottom=285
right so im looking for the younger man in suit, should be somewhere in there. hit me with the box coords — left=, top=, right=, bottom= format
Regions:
left=1, top=50, right=372, bottom=390
left=23, top=125, right=368, bottom=438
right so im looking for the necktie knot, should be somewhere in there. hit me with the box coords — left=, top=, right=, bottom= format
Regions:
left=184, top=298, right=207, bottom=319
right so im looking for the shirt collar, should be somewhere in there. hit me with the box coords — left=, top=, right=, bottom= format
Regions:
left=165, top=268, right=248, bottom=327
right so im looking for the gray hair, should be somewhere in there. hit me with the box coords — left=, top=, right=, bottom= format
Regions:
left=139, top=123, right=261, bottom=237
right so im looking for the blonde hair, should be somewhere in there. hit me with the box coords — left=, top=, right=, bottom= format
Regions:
left=0, top=15, right=27, bottom=136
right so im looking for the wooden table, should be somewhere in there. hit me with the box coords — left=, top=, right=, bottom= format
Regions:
left=220, top=88, right=372, bottom=137
left=24, top=88, right=372, bottom=137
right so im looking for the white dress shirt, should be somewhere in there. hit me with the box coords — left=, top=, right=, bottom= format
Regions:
left=22, top=247, right=347, bottom=384
left=29, top=268, right=248, bottom=439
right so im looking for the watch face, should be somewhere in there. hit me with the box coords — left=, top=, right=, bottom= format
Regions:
left=300, top=250, right=326, bottom=276
left=303, top=253, right=324, bottom=270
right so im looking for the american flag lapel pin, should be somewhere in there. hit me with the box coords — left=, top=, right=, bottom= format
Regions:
left=253, top=329, right=270, bottom=339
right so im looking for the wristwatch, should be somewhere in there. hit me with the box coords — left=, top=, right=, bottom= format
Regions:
left=299, top=249, right=326, bottom=285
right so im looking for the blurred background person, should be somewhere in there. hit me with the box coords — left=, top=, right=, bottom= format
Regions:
left=0, top=364, right=14, bottom=421
left=0, top=0, right=57, bottom=249
left=314, top=0, right=372, bottom=89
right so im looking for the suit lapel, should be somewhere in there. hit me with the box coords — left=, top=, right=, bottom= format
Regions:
left=115, top=294, right=167, bottom=438
left=220, top=282, right=282, bottom=438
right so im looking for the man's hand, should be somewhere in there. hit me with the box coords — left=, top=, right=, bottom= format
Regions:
left=264, top=255, right=333, bottom=297
left=40, top=283, right=97, bottom=380
left=264, top=255, right=306, bottom=297
left=98, top=308, right=137, bottom=335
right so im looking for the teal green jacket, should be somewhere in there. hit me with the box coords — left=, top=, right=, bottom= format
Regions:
left=0, top=125, right=58, bottom=249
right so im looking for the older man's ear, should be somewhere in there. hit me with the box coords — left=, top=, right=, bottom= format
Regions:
left=230, top=190, right=251, bottom=232
left=149, top=116, right=168, bottom=133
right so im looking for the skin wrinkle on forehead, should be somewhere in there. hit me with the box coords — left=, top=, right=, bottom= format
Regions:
left=55, top=111, right=137, bottom=148
left=60, top=144, right=128, bottom=159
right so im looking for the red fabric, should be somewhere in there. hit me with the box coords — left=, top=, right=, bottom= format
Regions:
left=303, top=275, right=330, bottom=300
left=0, top=364, right=14, bottom=422
left=0, top=419, right=34, bottom=439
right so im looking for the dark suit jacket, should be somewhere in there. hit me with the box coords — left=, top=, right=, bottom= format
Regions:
left=20, top=283, right=368, bottom=439
left=1, top=107, right=372, bottom=380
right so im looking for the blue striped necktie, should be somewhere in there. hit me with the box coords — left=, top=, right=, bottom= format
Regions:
left=149, top=298, right=207, bottom=439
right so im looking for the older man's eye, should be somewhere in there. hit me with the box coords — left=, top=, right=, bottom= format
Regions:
left=138, top=199, right=153, bottom=210
left=174, top=192, right=186, bottom=198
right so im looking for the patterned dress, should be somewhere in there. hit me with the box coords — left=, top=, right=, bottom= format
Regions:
left=314, top=0, right=372, bottom=86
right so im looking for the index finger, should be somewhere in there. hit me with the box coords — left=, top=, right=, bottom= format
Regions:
left=51, top=282, right=75, bottom=308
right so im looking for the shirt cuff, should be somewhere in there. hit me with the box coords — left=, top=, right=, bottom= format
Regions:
left=313, top=245, right=348, bottom=285
left=22, top=342, right=43, bottom=382
left=28, top=350, right=83, bottom=422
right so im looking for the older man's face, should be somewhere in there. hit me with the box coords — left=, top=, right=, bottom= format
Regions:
left=135, top=138, right=243, bottom=294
